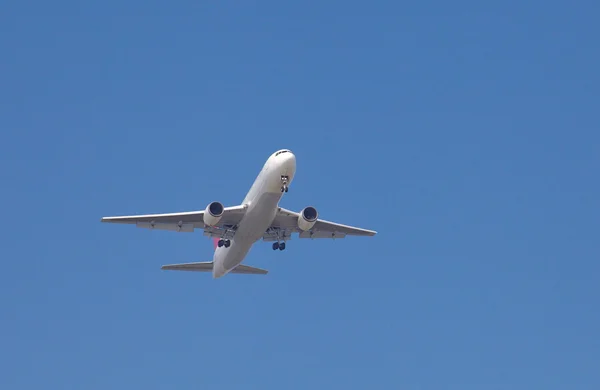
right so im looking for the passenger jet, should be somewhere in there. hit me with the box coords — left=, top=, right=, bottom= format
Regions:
left=101, top=149, right=376, bottom=278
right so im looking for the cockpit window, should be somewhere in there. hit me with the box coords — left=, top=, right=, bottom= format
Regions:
left=275, top=150, right=290, bottom=156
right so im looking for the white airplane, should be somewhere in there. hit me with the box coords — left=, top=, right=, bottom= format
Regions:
left=101, top=149, right=376, bottom=278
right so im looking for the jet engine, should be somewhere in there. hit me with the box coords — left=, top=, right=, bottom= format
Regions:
left=203, top=201, right=224, bottom=226
left=297, top=206, right=318, bottom=231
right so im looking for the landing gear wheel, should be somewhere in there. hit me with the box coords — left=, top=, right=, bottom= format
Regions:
left=272, top=242, right=280, bottom=250
left=224, top=239, right=231, bottom=248
left=217, top=239, right=224, bottom=247
left=280, top=175, right=289, bottom=193
left=279, top=242, right=286, bottom=250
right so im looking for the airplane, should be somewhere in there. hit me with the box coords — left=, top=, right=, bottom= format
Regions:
left=100, top=149, right=376, bottom=278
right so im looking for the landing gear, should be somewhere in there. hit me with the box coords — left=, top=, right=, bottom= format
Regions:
left=280, top=175, right=289, bottom=193
left=218, top=239, right=231, bottom=248
left=272, top=241, right=286, bottom=251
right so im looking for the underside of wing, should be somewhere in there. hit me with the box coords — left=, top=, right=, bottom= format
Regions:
left=101, top=203, right=247, bottom=234
left=267, top=207, right=377, bottom=240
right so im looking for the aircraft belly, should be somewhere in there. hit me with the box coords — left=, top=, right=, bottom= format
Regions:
left=221, top=240, right=250, bottom=270
left=220, top=192, right=281, bottom=273
left=238, top=192, right=280, bottom=242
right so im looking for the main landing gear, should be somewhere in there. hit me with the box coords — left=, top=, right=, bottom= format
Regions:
left=272, top=241, right=286, bottom=251
left=217, top=239, right=231, bottom=248
left=280, top=175, right=289, bottom=193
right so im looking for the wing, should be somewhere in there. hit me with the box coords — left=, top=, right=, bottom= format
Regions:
left=265, top=207, right=376, bottom=240
left=100, top=204, right=247, bottom=238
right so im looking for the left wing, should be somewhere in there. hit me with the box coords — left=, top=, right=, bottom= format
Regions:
left=100, top=205, right=246, bottom=238
left=266, top=207, right=377, bottom=240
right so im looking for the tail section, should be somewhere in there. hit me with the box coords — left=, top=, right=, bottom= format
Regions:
left=161, top=261, right=268, bottom=275
left=230, top=264, right=269, bottom=275
left=162, top=261, right=214, bottom=272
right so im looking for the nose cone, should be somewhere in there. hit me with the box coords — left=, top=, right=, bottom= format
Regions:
left=280, top=152, right=296, bottom=178
left=271, top=149, right=296, bottom=176
left=284, top=151, right=296, bottom=170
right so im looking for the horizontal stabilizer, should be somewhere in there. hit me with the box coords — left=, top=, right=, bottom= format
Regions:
left=230, top=264, right=269, bottom=275
left=161, top=262, right=268, bottom=275
left=161, top=261, right=213, bottom=272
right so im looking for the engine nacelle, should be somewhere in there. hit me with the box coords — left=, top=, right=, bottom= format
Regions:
left=204, top=201, right=224, bottom=226
left=297, top=206, right=318, bottom=231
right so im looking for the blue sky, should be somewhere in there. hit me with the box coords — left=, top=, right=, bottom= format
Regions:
left=1, top=0, right=599, bottom=388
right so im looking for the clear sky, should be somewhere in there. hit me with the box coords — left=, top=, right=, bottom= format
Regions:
left=1, top=1, right=599, bottom=389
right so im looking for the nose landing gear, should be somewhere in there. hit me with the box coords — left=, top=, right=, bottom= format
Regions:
left=280, top=175, right=289, bottom=192
left=217, top=239, right=231, bottom=248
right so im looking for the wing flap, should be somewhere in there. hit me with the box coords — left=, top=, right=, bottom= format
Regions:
left=137, top=222, right=195, bottom=232
left=298, top=230, right=347, bottom=239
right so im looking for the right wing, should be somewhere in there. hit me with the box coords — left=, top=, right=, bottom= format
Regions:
left=100, top=204, right=247, bottom=238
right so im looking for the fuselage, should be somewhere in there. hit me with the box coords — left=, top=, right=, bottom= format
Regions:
left=212, top=149, right=296, bottom=278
